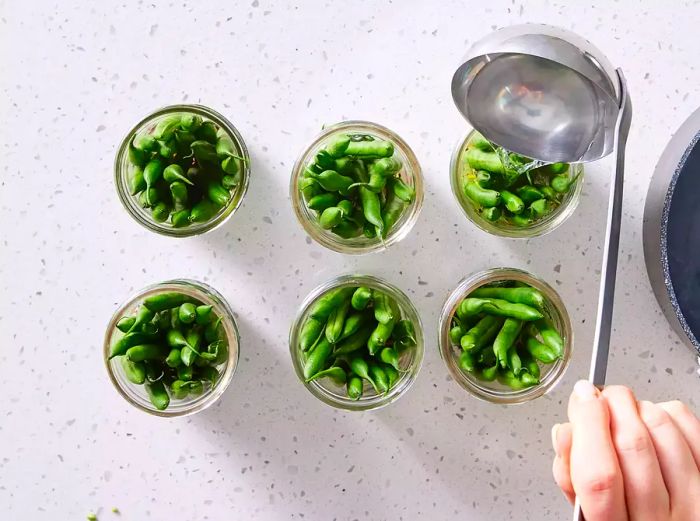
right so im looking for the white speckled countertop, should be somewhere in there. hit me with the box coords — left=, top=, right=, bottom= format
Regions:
left=2, top=1, right=699, bottom=519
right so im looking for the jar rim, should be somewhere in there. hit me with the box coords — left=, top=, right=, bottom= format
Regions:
left=289, top=274, right=424, bottom=410
left=449, top=129, right=584, bottom=238
left=438, top=268, right=573, bottom=404
left=104, top=279, right=240, bottom=417
left=289, top=120, right=424, bottom=254
left=114, top=104, right=250, bottom=237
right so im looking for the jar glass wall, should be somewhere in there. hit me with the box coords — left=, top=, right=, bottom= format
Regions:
left=104, top=279, right=239, bottom=417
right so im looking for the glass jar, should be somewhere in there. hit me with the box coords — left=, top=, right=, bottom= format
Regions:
left=289, top=275, right=424, bottom=410
left=290, top=121, right=423, bottom=254
left=104, top=279, right=240, bottom=416
left=438, top=268, right=573, bottom=404
left=114, top=104, right=250, bottom=237
left=450, top=129, right=584, bottom=238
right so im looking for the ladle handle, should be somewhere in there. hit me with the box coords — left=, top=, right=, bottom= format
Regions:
left=572, top=68, right=632, bottom=521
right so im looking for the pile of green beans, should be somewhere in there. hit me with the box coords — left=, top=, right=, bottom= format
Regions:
left=126, top=112, right=246, bottom=227
left=449, top=281, right=564, bottom=390
left=109, top=292, right=228, bottom=410
left=298, top=285, right=417, bottom=399
left=299, top=133, right=415, bottom=239
left=462, top=132, right=580, bottom=227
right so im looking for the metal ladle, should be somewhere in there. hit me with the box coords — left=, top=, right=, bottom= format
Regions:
left=451, top=24, right=632, bottom=521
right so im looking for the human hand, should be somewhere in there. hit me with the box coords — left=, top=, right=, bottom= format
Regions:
left=551, top=381, right=700, bottom=520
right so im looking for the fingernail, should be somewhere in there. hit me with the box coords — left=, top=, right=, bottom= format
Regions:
left=551, top=423, right=561, bottom=456
left=573, top=379, right=598, bottom=401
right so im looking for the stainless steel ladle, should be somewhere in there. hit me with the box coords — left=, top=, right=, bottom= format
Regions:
left=451, top=24, right=632, bottom=521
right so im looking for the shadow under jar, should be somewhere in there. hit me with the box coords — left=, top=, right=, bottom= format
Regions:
left=290, top=275, right=424, bottom=411
left=438, top=268, right=573, bottom=404
left=104, top=279, right=240, bottom=417
left=290, top=121, right=424, bottom=254
left=450, top=129, right=584, bottom=238
left=114, top=104, right=250, bottom=237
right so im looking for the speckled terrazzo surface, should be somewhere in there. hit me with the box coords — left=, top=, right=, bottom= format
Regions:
left=1, top=1, right=699, bottom=519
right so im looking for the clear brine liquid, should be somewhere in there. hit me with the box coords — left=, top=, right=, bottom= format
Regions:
left=494, top=145, right=550, bottom=175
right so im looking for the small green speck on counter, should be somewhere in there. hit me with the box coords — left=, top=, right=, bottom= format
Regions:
left=111, top=507, right=119, bottom=514
left=87, top=513, right=97, bottom=521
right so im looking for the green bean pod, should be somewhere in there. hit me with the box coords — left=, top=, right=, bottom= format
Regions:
left=516, top=185, right=544, bottom=204
left=125, top=344, right=167, bottom=362
left=153, top=115, right=182, bottom=141
left=469, top=132, right=494, bottom=151
left=482, top=207, right=502, bottom=222
left=497, top=370, right=527, bottom=390
left=128, top=166, right=146, bottom=195
left=384, top=365, right=400, bottom=388
left=165, top=348, right=182, bottom=368
left=171, top=209, right=191, bottom=227
left=475, top=170, right=492, bottom=188
left=449, top=324, right=465, bottom=345
left=351, top=287, right=373, bottom=310
left=368, top=157, right=402, bottom=177
left=500, top=190, right=524, bottom=214
left=506, top=345, right=523, bottom=375
left=379, top=347, right=401, bottom=371
left=332, top=220, right=362, bottom=238
left=302, top=337, right=333, bottom=380
left=312, top=170, right=354, bottom=193
left=324, top=134, right=351, bottom=157
left=532, top=319, right=564, bottom=358
left=465, top=148, right=506, bottom=175
left=169, top=182, right=188, bottom=207
left=195, top=305, right=214, bottom=325
left=551, top=172, right=580, bottom=193
left=319, top=207, right=345, bottom=229
left=207, top=181, right=230, bottom=206
left=306, top=365, right=347, bottom=385
left=476, top=363, right=499, bottom=382
left=340, top=311, right=371, bottom=339
left=368, top=363, right=389, bottom=394
left=145, top=381, right=170, bottom=410
left=349, top=357, right=378, bottom=393
left=391, top=177, right=415, bottom=203
left=195, top=121, right=218, bottom=143
left=334, top=324, right=373, bottom=355
left=524, top=335, right=559, bottom=363
left=161, top=164, right=192, bottom=186
left=459, top=350, right=477, bottom=373
left=493, top=318, right=523, bottom=368
left=180, top=114, right=202, bottom=132
left=143, top=159, right=164, bottom=205
left=393, top=319, right=416, bottom=346
left=520, top=350, right=541, bottom=381
left=325, top=299, right=351, bottom=344
left=132, top=133, right=157, bottom=153
left=464, top=181, right=501, bottom=208
left=460, top=315, right=504, bottom=352
left=143, top=292, right=192, bottom=312
left=190, top=199, right=221, bottom=223
left=116, top=316, right=136, bottom=333
left=346, top=374, right=363, bottom=400
left=470, top=286, right=545, bottom=309
left=120, top=357, right=146, bottom=384
left=373, top=293, right=396, bottom=324
left=529, top=199, right=550, bottom=218
left=381, top=191, right=406, bottom=238
left=309, top=287, right=355, bottom=320
left=344, top=140, right=393, bottom=157
left=457, top=297, right=543, bottom=322
left=368, top=320, right=396, bottom=355
left=109, top=331, right=159, bottom=359
left=307, top=193, right=339, bottom=212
